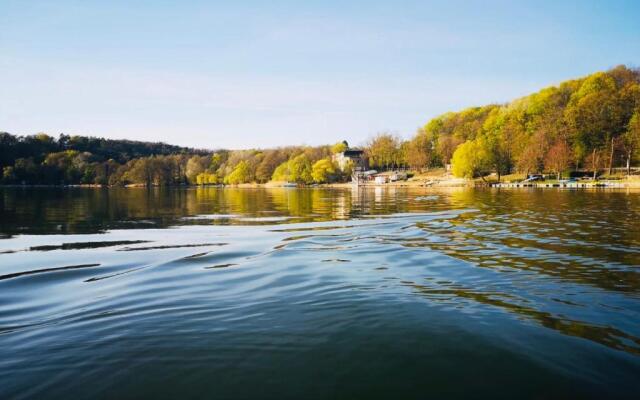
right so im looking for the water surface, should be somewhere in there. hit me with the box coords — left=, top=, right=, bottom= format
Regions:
left=1, top=187, right=639, bottom=399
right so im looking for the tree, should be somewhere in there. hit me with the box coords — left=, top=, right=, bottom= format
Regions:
left=545, top=140, right=571, bottom=179
left=331, top=141, right=348, bottom=154
left=196, top=172, right=218, bottom=185
left=185, top=156, right=208, bottom=184
left=565, top=72, right=624, bottom=178
left=271, top=162, right=290, bottom=182
left=2, top=166, right=16, bottom=183
left=484, top=133, right=511, bottom=182
left=451, top=138, right=490, bottom=178
left=224, top=161, right=252, bottom=184
left=311, top=158, right=337, bottom=183
left=623, top=109, right=640, bottom=175
left=436, top=135, right=463, bottom=166
left=288, top=154, right=313, bottom=184
left=366, top=133, right=401, bottom=170
left=94, top=159, right=119, bottom=185
left=210, top=153, right=225, bottom=171
left=123, top=158, right=154, bottom=186
left=255, top=150, right=287, bottom=183
left=43, top=150, right=86, bottom=184
left=405, top=129, right=433, bottom=172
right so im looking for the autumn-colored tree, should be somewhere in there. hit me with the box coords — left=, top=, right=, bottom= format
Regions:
left=185, top=155, right=209, bottom=184
left=123, top=157, right=155, bottom=186
left=2, top=67, right=640, bottom=186
left=255, top=150, right=287, bottom=183
left=515, top=130, right=548, bottom=176
left=565, top=72, right=626, bottom=178
left=405, top=129, right=434, bottom=172
left=366, top=133, right=401, bottom=170
left=436, top=135, right=463, bottom=166
left=545, top=140, right=571, bottom=179
left=331, top=141, right=348, bottom=154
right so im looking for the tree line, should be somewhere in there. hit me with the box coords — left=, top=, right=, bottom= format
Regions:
left=0, top=133, right=353, bottom=186
left=320, top=65, right=640, bottom=180
left=415, top=65, right=640, bottom=180
left=2, top=65, right=639, bottom=186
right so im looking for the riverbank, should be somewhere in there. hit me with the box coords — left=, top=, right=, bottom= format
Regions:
left=3, top=175, right=640, bottom=189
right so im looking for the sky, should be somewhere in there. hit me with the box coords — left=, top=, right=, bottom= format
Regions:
left=1, top=0, right=639, bottom=150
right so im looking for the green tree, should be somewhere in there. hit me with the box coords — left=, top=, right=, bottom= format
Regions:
left=311, top=158, right=337, bottom=183
left=623, top=109, right=640, bottom=175
left=451, top=138, right=490, bottom=179
left=224, top=161, right=252, bottom=184
left=271, top=162, right=290, bottom=182
left=288, top=154, right=313, bottom=184
left=484, top=133, right=512, bottom=182
left=196, top=172, right=218, bottom=185
left=565, top=72, right=623, bottom=178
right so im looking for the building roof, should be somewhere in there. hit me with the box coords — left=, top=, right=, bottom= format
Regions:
left=342, top=149, right=364, bottom=157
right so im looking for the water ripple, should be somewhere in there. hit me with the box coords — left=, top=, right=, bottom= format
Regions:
left=1, top=188, right=640, bottom=398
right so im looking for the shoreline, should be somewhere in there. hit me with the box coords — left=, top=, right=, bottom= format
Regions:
left=2, top=178, right=640, bottom=189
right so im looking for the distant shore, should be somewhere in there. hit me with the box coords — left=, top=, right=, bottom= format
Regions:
left=3, top=176, right=640, bottom=189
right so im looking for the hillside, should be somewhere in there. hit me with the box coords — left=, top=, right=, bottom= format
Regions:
left=2, top=65, right=639, bottom=186
left=414, top=65, right=640, bottom=180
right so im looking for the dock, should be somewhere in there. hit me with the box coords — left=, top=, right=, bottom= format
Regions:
left=490, top=182, right=629, bottom=189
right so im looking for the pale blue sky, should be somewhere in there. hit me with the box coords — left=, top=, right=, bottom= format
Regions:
left=1, top=0, right=639, bottom=149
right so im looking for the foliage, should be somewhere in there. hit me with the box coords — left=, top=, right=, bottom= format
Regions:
left=224, top=161, right=252, bottom=184
left=405, top=129, right=434, bottom=171
left=0, top=132, right=347, bottom=186
left=418, top=65, right=640, bottom=178
left=366, top=133, right=402, bottom=169
left=271, top=162, right=290, bottom=182
left=186, top=156, right=210, bottom=184
left=311, top=158, right=337, bottom=183
left=196, top=172, right=218, bottom=185
left=331, top=141, right=348, bottom=154
left=623, top=109, right=640, bottom=168
left=2, top=65, right=640, bottom=186
left=451, top=138, right=490, bottom=178
left=287, top=154, right=313, bottom=184
left=544, top=140, right=572, bottom=179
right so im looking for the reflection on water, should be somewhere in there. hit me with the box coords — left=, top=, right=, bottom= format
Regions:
left=0, top=187, right=639, bottom=399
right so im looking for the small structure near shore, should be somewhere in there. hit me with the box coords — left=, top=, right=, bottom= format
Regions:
left=333, top=148, right=366, bottom=171
left=374, top=175, right=388, bottom=184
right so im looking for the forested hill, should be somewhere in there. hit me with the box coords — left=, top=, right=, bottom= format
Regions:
left=0, top=132, right=217, bottom=186
left=2, top=65, right=640, bottom=186
left=0, top=131, right=339, bottom=186
left=0, top=133, right=210, bottom=166
left=416, top=64, right=640, bottom=179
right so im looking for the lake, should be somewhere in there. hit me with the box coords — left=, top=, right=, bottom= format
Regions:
left=1, top=187, right=639, bottom=399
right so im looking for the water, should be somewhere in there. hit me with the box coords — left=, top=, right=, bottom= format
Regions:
left=1, top=187, right=639, bottom=399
